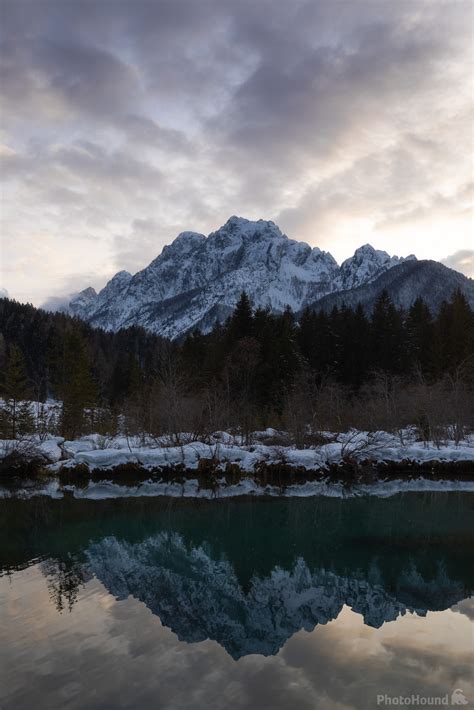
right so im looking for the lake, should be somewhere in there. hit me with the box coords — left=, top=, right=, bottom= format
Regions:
left=0, top=493, right=473, bottom=709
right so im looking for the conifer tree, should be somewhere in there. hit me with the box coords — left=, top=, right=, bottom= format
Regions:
left=0, top=344, right=35, bottom=438
left=435, top=289, right=474, bottom=375
left=301, top=309, right=335, bottom=379
left=224, top=336, right=260, bottom=441
left=370, top=291, right=405, bottom=374
left=297, top=307, right=317, bottom=367
left=270, top=306, right=300, bottom=411
left=0, top=332, right=6, bottom=373
left=406, top=297, right=433, bottom=376
left=336, top=303, right=370, bottom=387
left=60, top=334, right=98, bottom=438
left=229, top=292, right=253, bottom=341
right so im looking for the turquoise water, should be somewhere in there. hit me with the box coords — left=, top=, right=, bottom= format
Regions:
left=0, top=493, right=473, bottom=709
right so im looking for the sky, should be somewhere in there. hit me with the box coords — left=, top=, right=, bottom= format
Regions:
left=0, top=0, right=473, bottom=306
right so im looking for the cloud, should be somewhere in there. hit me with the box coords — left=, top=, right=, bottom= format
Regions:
left=121, top=115, right=194, bottom=154
left=451, top=597, right=474, bottom=621
left=113, top=218, right=167, bottom=274
left=0, top=0, right=473, bottom=303
left=1, top=40, right=142, bottom=136
left=441, top=250, right=474, bottom=278
left=41, top=294, right=76, bottom=312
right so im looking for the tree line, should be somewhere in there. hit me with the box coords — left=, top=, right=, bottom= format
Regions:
left=0, top=289, right=473, bottom=442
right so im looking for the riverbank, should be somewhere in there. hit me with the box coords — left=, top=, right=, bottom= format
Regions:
left=1, top=428, right=473, bottom=499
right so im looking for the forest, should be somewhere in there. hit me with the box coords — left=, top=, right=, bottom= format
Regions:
left=0, top=290, right=473, bottom=444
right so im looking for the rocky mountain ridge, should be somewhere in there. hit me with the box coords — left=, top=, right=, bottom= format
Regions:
left=58, top=216, right=416, bottom=338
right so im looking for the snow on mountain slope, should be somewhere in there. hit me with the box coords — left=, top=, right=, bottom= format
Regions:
left=336, top=244, right=415, bottom=291
left=311, top=259, right=474, bottom=315
left=64, top=216, right=414, bottom=338
left=68, top=286, right=98, bottom=316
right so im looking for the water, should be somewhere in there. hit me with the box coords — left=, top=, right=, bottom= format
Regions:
left=0, top=493, right=473, bottom=709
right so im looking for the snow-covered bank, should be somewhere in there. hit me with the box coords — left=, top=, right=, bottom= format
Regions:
left=1, top=428, right=473, bottom=500
left=2, top=423, right=474, bottom=469
left=67, top=435, right=474, bottom=470
left=4, top=427, right=470, bottom=468
left=0, top=436, right=64, bottom=463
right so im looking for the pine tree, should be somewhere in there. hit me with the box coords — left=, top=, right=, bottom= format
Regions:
left=336, top=303, right=370, bottom=388
left=270, top=306, right=300, bottom=412
left=300, top=309, right=335, bottom=379
left=297, top=307, right=317, bottom=367
left=251, top=308, right=277, bottom=416
left=228, top=292, right=253, bottom=341
left=60, top=334, right=98, bottom=439
left=434, top=289, right=474, bottom=375
left=0, top=333, right=6, bottom=373
left=406, top=297, right=433, bottom=376
left=370, top=291, right=405, bottom=374
left=0, top=345, right=35, bottom=438
left=224, top=336, right=260, bottom=442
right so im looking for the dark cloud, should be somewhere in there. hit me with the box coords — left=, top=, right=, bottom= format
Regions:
left=55, top=141, right=163, bottom=187
left=451, top=597, right=474, bottom=621
left=0, top=39, right=141, bottom=133
left=121, top=115, right=194, bottom=154
left=213, top=3, right=467, bottom=160
left=0, top=0, right=472, bottom=303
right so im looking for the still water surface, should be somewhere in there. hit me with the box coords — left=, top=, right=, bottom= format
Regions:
left=0, top=493, right=473, bottom=709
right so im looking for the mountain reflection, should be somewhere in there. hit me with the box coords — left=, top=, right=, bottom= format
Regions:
left=84, top=532, right=467, bottom=659
left=0, top=494, right=472, bottom=659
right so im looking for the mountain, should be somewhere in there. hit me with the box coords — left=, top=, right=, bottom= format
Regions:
left=59, top=216, right=414, bottom=338
left=41, top=286, right=98, bottom=314
left=308, top=259, right=474, bottom=315
left=337, top=243, right=412, bottom=290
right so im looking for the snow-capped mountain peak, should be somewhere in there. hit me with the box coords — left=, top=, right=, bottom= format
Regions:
left=112, top=270, right=133, bottom=282
left=68, top=286, right=98, bottom=317
left=337, top=244, right=414, bottom=290
left=220, top=215, right=281, bottom=236
left=62, top=217, right=415, bottom=338
left=160, top=231, right=206, bottom=259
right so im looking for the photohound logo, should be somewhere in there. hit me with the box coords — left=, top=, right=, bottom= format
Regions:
left=376, top=688, right=469, bottom=705
left=451, top=690, right=468, bottom=706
